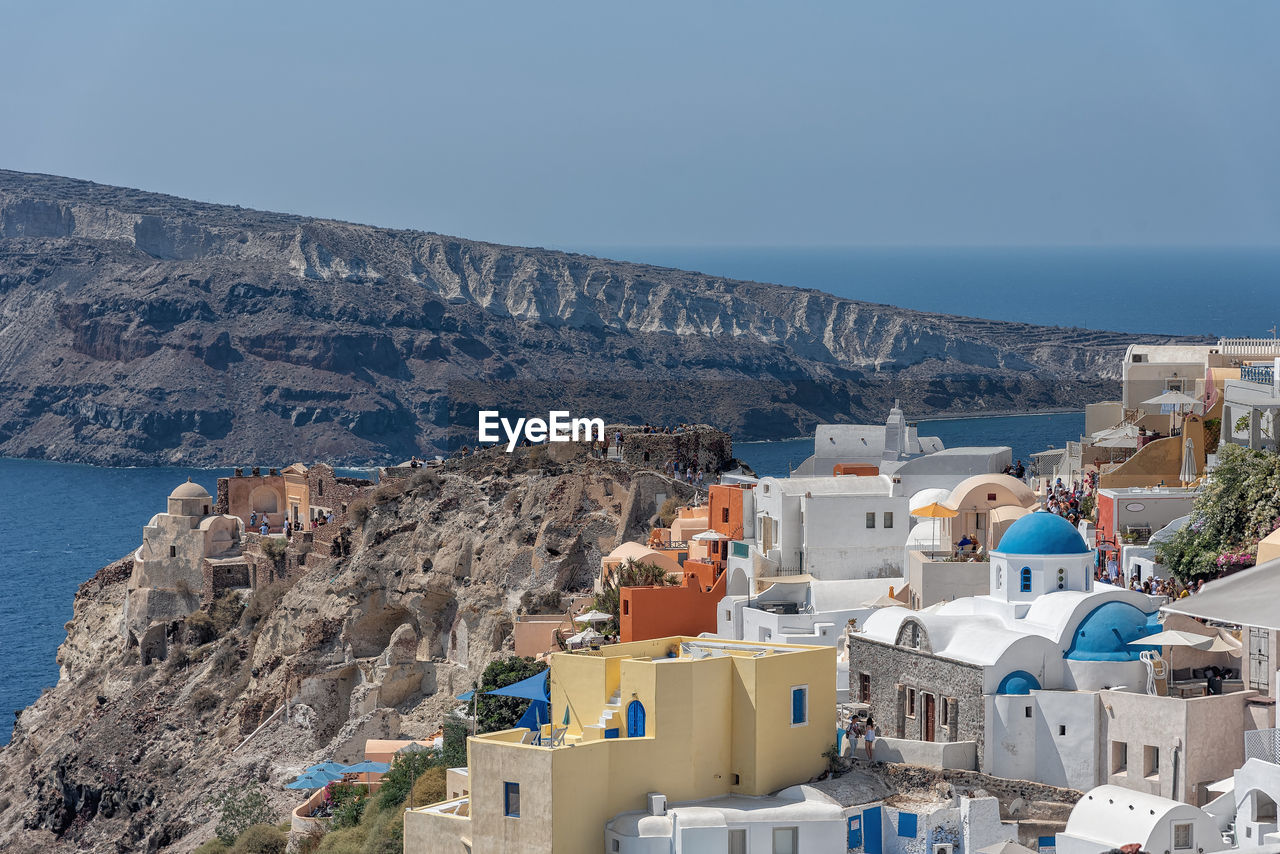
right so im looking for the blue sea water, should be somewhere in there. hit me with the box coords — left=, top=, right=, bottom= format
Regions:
left=570, top=245, right=1280, bottom=337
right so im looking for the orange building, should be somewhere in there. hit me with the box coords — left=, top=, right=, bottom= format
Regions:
left=619, top=484, right=754, bottom=642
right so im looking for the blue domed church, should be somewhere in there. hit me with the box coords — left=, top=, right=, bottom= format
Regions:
left=848, top=511, right=1172, bottom=794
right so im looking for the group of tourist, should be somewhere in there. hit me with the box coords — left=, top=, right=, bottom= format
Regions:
left=1043, top=473, right=1096, bottom=527
left=638, top=423, right=696, bottom=435
left=247, top=509, right=336, bottom=537
left=663, top=459, right=706, bottom=487
left=1001, top=459, right=1027, bottom=480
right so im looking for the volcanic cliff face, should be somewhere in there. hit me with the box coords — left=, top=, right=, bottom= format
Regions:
left=0, top=169, right=1199, bottom=466
left=0, top=446, right=682, bottom=852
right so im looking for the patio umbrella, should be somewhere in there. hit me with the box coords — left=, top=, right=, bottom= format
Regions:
left=300, top=761, right=346, bottom=777
left=1180, top=438, right=1198, bottom=485
left=574, top=610, right=612, bottom=624
left=690, top=529, right=728, bottom=540
left=1143, top=390, right=1202, bottom=409
left=1127, top=629, right=1217, bottom=649
left=567, top=628, right=603, bottom=645
left=1201, top=635, right=1240, bottom=654
left=861, top=594, right=905, bottom=609
left=911, top=502, right=959, bottom=557
left=343, top=760, right=391, bottom=774
left=286, top=767, right=344, bottom=789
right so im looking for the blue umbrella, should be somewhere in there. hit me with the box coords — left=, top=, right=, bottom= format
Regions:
left=456, top=690, right=475, bottom=701
left=343, top=760, right=391, bottom=774
left=301, top=761, right=346, bottom=776
left=285, top=770, right=335, bottom=790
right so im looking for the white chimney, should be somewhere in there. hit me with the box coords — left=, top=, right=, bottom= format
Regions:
left=647, top=793, right=667, bottom=816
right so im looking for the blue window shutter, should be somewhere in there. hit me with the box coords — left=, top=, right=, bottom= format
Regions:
left=897, top=812, right=917, bottom=838
left=792, top=687, right=806, bottom=724
left=626, top=700, right=646, bottom=737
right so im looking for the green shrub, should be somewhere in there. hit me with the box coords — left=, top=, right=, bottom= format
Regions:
left=327, top=782, right=369, bottom=829
left=260, top=537, right=287, bottom=562
left=476, top=656, right=545, bottom=733
left=212, top=784, right=275, bottom=845
left=441, top=718, right=469, bottom=768
left=209, top=592, right=244, bottom=635
left=376, top=748, right=439, bottom=809
left=315, top=825, right=366, bottom=854
left=657, top=496, right=680, bottom=527
left=186, top=611, right=218, bottom=644
left=408, top=765, right=447, bottom=808
left=243, top=581, right=290, bottom=628
left=358, top=803, right=404, bottom=854
left=194, top=840, right=231, bottom=854
left=190, top=686, right=220, bottom=717
left=231, top=823, right=287, bottom=854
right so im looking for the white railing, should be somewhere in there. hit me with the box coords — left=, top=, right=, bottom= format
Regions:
left=1218, top=338, right=1280, bottom=356
left=1244, top=727, right=1280, bottom=765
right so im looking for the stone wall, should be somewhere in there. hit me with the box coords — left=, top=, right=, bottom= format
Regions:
left=201, top=559, right=251, bottom=604
left=615, top=426, right=734, bottom=473
left=847, top=633, right=986, bottom=764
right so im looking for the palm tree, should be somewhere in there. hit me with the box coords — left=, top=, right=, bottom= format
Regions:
left=593, top=558, right=676, bottom=634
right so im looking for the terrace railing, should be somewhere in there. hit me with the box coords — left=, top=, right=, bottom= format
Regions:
left=1218, top=338, right=1280, bottom=356
left=1244, top=727, right=1280, bottom=765
left=1240, top=364, right=1276, bottom=387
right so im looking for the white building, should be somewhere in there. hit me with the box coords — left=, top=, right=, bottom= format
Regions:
left=604, top=786, right=845, bottom=853
left=792, top=404, right=944, bottom=476
left=752, top=474, right=909, bottom=580
left=1058, top=785, right=1223, bottom=854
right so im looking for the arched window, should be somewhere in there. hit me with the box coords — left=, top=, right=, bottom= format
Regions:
left=1020, top=566, right=1033, bottom=593
left=626, top=700, right=646, bottom=738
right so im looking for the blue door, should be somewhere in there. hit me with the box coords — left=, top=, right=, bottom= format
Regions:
left=847, top=814, right=863, bottom=850
left=863, top=806, right=882, bottom=854
left=626, top=700, right=646, bottom=737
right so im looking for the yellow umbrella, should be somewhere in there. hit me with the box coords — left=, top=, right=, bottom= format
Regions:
left=911, top=502, right=959, bottom=557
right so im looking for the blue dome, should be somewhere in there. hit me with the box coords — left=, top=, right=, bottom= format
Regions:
left=1065, top=601, right=1161, bottom=661
left=997, top=670, right=1041, bottom=695
left=995, top=512, right=1089, bottom=556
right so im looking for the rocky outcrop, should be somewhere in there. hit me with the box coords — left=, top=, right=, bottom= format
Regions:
left=0, top=169, right=1204, bottom=466
left=0, top=447, right=679, bottom=851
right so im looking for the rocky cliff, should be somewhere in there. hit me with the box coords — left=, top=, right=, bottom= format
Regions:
left=0, top=445, right=687, bottom=851
left=0, top=169, right=1198, bottom=466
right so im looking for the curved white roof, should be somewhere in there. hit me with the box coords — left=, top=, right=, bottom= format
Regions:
left=909, top=488, right=953, bottom=512
left=760, top=475, right=895, bottom=496
left=860, top=587, right=1159, bottom=669
left=1065, top=785, right=1211, bottom=847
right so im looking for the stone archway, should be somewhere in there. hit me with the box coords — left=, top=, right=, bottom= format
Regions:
left=250, top=486, right=280, bottom=514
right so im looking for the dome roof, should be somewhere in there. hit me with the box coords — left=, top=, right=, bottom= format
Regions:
left=994, top=511, right=1089, bottom=556
left=169, top=479, right=211, bottom=500
left=1065, top=601, right=1159, bottom=661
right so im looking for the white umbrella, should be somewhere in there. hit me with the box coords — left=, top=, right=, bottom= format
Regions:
left=567, top=628, right=603, bottom=644
left=690, top=530, right=728, bottom=541
left=861, top=594, right=905, bottom=609
left=1128, top=629, right=1218, bottom=649
left=1144, top=390, right=1202, bottom=409
left=1091, top=424, right=1139, bottom=448
left=574, top=610, right=612, bottom=624
left=1180, top=438, right=1198, bottom=485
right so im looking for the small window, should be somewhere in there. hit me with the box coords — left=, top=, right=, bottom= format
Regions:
left=773, top=827, right=799, bottom=854
left=791, top=685, right=808, bottom=726
left=612, top=839, right=621, bottom=852
left=866, top=512, right=876, bottom=529
left=203, top=504, right=210, bottom=515
left=906, top=688, right=916, bottom=717
left=1058, top=724, right=1066, bottom=736
left=987, top=493, right=997, bottom=502
left=730, top=773, right=740, bottom=785
left=883, top=511, right=894, bottom=529
left=724, top=610, right=732, bottom=621
left=169, top=545, right=177, bottom=558
left=1112, top=741, right=1128, bottom=774
left=1173, top=822, right=1193, bottom=850
left=504, top=781, right=520, bottom=817
left=622, top=600, right=630, bottom=616
left=1144, top=745, right=1159, bottom=778
left=1024, top=705, right=1032, bottom=718
left=897, top=813, right=918, bottom=838
left=1020, top=566, right=1032, bottom=592
left=722, top=507, right=730, bottom=524
left=859, top=673, right=871, bottom=703
left=940, top=698, right=950, bottom=725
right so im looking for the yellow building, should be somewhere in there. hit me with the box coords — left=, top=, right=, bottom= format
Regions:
left=404, top=636, right=836, bottom=854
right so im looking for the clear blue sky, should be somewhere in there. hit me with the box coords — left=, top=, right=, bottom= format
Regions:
left=3, top=1, right=1278, bottom=248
